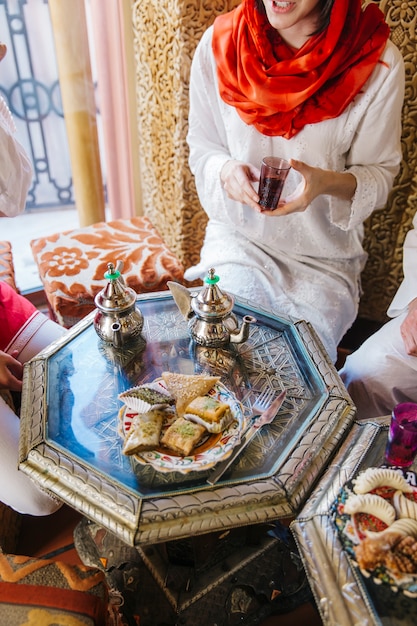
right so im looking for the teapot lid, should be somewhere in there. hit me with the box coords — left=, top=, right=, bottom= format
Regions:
left=95, top=262, right=136, bottom=312
left=191, top=268, right=234, bottom=319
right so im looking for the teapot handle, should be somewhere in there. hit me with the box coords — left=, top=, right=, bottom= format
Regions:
left=115, top=260, right=125, bottom=285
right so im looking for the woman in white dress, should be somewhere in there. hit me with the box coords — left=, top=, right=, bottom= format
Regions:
left=185, top=0, right=404, bottom=363
left=0, top=43, right=64, bottom=515
left=340, top=212, right=417, bottom=418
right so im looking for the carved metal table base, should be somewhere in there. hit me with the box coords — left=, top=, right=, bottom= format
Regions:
left=75, top=517, right=314, bottom=626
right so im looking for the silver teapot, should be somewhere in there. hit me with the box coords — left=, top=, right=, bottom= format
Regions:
left=168, top=268, right=256, bottom=347
left=94, top=262, right=143, bottom=348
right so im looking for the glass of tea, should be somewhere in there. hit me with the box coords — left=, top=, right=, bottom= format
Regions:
left=258, top=156, right=291, bottom=211
left=385, top=402, right=417, bottom=468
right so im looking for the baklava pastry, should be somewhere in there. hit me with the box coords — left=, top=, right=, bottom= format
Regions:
left=161, top=417, right=206, bottom=456
left=184, top=395, right=233, bottom=434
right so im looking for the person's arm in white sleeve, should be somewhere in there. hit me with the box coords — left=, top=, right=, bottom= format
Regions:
left=388, top=211, right=417, bottom=318
left=378, top=211, right=417, bottom=356
left=330, top=41, right=405, bottom=230
left=0, top=96, right=33, bottom=217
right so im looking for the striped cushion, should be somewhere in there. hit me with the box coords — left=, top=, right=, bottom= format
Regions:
left=0, top=241, right=17, bottom=292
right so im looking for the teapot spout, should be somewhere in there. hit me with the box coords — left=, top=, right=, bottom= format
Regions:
left=229, top=315, right=257, bottom=344
left=111, top=321, right=123, bottom=348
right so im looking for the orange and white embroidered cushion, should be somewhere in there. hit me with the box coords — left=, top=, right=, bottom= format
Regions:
left=30, top=216, right=185, bottom=327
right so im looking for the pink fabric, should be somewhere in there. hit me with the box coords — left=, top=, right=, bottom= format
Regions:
left=89, top=0, right=139, bottom=219
left=0, top=283, right=64, bottom=515
left=0, top=282, right=38, bottom=352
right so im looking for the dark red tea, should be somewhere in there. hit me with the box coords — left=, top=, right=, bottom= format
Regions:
left=259, top=177, right=285, bottom=211
left=258, top=156, right=291, bottom=211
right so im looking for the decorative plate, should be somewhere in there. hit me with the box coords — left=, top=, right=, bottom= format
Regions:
left=332, top=468, right=417, bottom=597
left=120, top=380, right=246, bottom=474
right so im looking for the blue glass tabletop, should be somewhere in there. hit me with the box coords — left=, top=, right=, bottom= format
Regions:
left=43, top=292, right=327, bottom=498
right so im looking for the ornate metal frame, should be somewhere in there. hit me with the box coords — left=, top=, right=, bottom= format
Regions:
left=291, top=416, right=412, bottom=626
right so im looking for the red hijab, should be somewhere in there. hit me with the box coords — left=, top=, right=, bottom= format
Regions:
left=212, top=0, right=390, bottom=138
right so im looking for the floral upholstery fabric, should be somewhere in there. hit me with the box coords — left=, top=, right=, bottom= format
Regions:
left=30, top=217, right=185, bottom=327
left=0, top=241, right=17, bottom=292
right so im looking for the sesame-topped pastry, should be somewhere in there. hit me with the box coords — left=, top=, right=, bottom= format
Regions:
left=354, top=532, right=402, bottom=573
left=161, top=371, right=220, bottom=416
left=355, top=529, right=417, bottom=576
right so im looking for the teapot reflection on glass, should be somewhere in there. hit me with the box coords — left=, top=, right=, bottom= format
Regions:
left=168, top=268, right=256, bottom=347
left=94, top=262, right=144, bottom=348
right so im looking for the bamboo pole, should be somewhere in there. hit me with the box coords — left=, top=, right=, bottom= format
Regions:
left=48, top=0, right=105, bottom=226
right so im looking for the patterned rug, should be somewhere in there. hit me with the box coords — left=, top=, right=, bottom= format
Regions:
left=0, top=551, right=112, bottom=625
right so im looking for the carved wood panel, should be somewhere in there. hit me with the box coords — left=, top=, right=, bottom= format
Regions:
left=131, top=0, right=240, bottom=274
left=359, top=0, right=417, bottom=321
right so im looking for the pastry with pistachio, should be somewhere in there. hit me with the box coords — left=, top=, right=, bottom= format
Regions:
left=160, top=416, right=206, bottom=456
left=184, top=395, right=233, bottom=433
left=119, top=384, right=174, bottom=412
left=122, top=408, right=166, bottom=454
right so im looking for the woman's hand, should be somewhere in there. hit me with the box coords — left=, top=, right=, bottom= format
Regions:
left=400, top=298, right=417, bottom=356
left=221, top=159, right=261, bottom=210
left=0, top=350, right=23, bottom=392
left=221, top=158, right=357, bottom=216
left=258, top=158, right=357, bottom=216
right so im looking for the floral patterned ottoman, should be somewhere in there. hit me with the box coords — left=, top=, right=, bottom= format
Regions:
left=30, top=216, right=185, bottom=327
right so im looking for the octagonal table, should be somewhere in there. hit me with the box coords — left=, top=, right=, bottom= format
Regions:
left=19, top=290, right=355, bottom=547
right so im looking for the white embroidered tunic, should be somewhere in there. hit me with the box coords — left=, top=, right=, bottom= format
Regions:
left=185, top=27, right=404, bottom=361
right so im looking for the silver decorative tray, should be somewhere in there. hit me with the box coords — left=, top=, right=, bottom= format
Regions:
left=291, top=416, right=417, bottom=626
